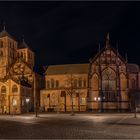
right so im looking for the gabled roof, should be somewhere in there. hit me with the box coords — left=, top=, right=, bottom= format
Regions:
left=90, top=42, right=126, bottom=64
left=45, top=63, right=89, bottom=75
left=0, top=29, right=16, bottom=41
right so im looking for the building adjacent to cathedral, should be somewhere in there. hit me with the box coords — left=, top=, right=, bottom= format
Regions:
left=0, top=28, right=37, bottom=114
left=40, top=34, right=140, bottom=112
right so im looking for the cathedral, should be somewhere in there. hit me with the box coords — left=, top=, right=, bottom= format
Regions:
left=0, top=27, right=36, bottom=114
left=1, top=26, right=139, bottom=114
left=40, top=33, right=140, bottom=112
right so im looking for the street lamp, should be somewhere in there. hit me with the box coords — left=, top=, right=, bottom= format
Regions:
left=26, top=98, right=30, bottom=113
left=94, top=96, right=101, bottom=112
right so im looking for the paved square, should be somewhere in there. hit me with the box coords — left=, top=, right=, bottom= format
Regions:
left=0, top=113, right=140, bottom=139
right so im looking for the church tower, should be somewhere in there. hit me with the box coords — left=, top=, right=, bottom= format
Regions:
left=17, top=39, right=34, bottom=70
left=0, top=27, right=18, bottom=78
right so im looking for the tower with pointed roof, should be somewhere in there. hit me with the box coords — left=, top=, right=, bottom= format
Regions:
left=0, top=28, right=18, bottom=78
left=17, top=38, right=34, bottom=70
left=0, top=26, right=37, bottom=115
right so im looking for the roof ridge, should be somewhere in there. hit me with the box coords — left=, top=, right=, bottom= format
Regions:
left=0, top=29, right=16, bottom=40
left=47, top=63, right=89, bottom=67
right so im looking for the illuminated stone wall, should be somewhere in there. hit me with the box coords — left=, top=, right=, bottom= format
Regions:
left=40, top=74, right=88, bottom=112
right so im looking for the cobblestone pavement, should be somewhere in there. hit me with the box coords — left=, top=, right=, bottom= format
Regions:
left=0, top=113, right=140, bottom=139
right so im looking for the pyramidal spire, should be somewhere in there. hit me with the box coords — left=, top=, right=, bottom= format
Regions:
left=125, top=53, right=128, bottom=63
left=22, top=35, right=25, bottom=43
left=116, top=42, right=119, bottom=53
left=3, top=21, right=6, bottom=31
left=107, top=32, right=109, bottom=40
left=98, top=43, right=101, bottom=53
left=105, top=32, right=110, bottom=49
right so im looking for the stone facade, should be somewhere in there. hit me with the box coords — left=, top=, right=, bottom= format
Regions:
left=40, top=64, right=88, bottom=112
left=40, top=34, right=140, bottom=112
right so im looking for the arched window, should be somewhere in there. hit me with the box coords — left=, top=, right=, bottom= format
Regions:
left=21, top=52, right=23, bottom=58
left=51, top=79, right=54, bottom=88
left=83, top=79, right=86, bottom=87
left=0, top=51, right=3, bottom=57
left=1, top=86, right=6, bottom=94
left=102, top=68, right=116, bottom=101
left=56, top=80, right=59, bottom=88
left=17, top=52, right=20, bottom=58
left=0, top=41, right=3, bottom=48
left=47, top=81, right=50, bottom=89
left=132, top=79, right=136, bottom=89
left=102, top=68, right=116, bottom=90
left=120, top=74, right=126, bottom=90
left=12, top=85, right=18, bottom=93
left=92, top=74, right=98, bottom=90
left=78, top=78, right=82, bottom=87
left=74, top=79, right=77, bottom=88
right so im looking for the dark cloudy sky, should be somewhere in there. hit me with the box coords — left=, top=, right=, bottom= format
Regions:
left=0, top=1, right=140, bottom=71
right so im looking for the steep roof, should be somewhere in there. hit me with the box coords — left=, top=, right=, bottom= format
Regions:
left=45, top=63, right=89, bottom=75
left=0, top=29, right=16, bottom=40
left=90, top=33, right=126, bottom=63
left=18, top=40, right=30, bottom=49
left=127, top=64, right=139, bottom=73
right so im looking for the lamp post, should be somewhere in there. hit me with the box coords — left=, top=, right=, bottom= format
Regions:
left=94, top=96, right=101, bottom=112
left=134, top=98, right=137, bottom=118
left=26, top=98, right=30, bottom=113
left=116, top=87, right=120, bottom=112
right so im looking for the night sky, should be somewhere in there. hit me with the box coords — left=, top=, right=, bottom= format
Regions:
left=0, top=2, right=140, bottom=72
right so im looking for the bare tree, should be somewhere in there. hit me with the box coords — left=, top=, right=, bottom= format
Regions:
left=63, top=74, right=78, bottom=116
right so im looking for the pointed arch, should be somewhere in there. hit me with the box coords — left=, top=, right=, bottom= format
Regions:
left=102, top=67, right=116, bottom=90
left=120, top=73, right=127, bottom=90
left=12, top=85, right=18, bottom=93
left=1, top=86, right=6, bottom=94
left=92, top=73, right=99, bottom=90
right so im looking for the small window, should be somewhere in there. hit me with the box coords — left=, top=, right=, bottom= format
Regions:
left=0, top=41, right=3, bottom=48
left=0, top=51, right=3, bottom=57
left=12, top=85, right=18, bottom=93
left=56, top=80, right=59, bottom=88
left=74, top=79, right=77, bottom=88
left=78, top=79, right=82, bottom=87
left=9, top=42, right=12, bottom=48
left=21, top=52, right=23, bottom=58
left=83, top=80, right=86, bottom=87
left=51, top=79, right=54, bottom=88
left=132, top=79, right=136, bottom=89
left=47, top=81, right=50, bottom=89
left=1, top=86, right=6, bottom=94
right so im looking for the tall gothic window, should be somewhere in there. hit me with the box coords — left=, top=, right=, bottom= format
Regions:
left=102, top=68, right=116, bottom=101
left=102, top=68, right=116, bottom=90
left=132, top=79, right=136, bottom=89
